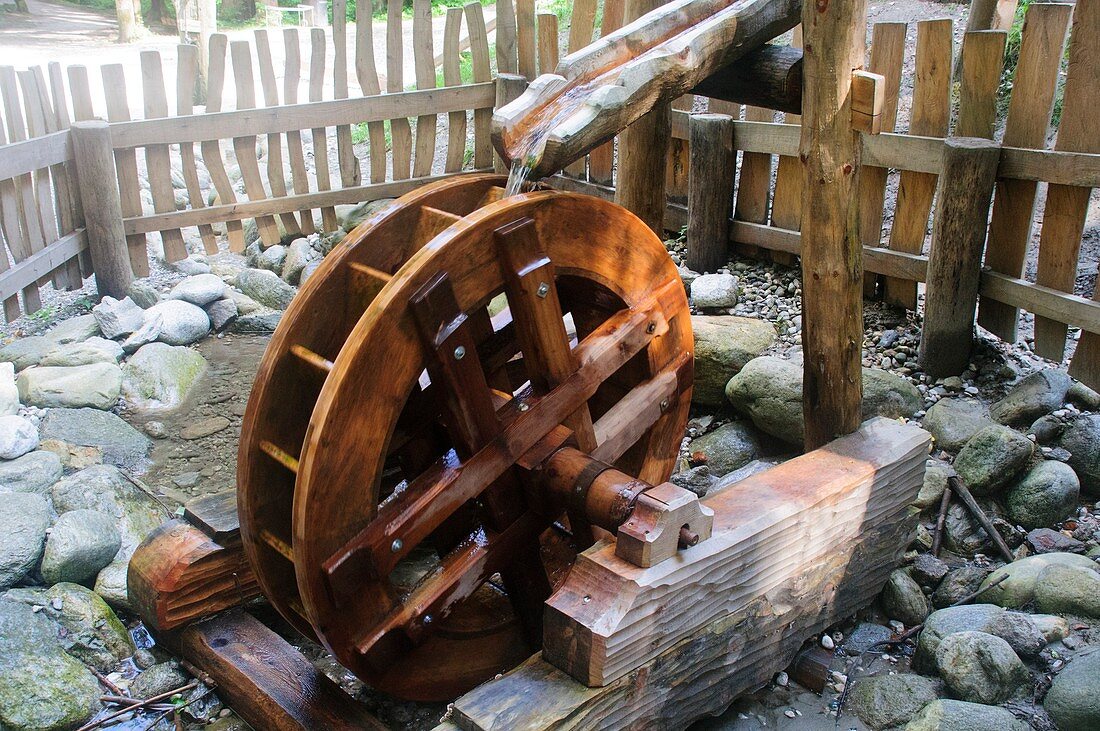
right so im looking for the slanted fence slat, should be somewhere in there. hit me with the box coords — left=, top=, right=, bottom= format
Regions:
left=176, top=44, right=219, bottom=254
left=282, top=28, right=317, bottom=235
left=254, top=30, right=303, bottom=239
left=443, top=8, right=468, bottom=174
left=200, top=33, right=246, bottom=251
left=387, top=0, right=414, bottom=181
left=140, top=50, right=189, bottom=263
left=412, top=0, right=438, bottom=178
left=354, top=3, right=388, bottom=185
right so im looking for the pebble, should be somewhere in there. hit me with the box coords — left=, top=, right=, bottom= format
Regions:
left=821, top=635, right=835, bottom=650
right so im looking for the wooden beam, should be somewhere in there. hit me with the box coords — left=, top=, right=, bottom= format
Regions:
left=798, top=0, right=867, bottom=450
left=690, top=44, right=803, bottom=115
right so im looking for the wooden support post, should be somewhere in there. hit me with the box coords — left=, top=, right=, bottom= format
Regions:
left=69, top=120, right=132, bottom=300
left=919, top=138, right=1000, bottom=378
left=691, top=45, right=803, bottom=115
left=494, top=74, right=528, bottom=174
left=799, top=0, right=867, bottom=450
left=685, top=113, right=734, bottom=273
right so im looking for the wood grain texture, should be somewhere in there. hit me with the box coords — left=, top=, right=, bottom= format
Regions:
left=957, top=30, right=1007, bottom=139
left=331, top=0, right=361, bottom=189
left=496, top=0, right=518, bottom=75
left=466, top=3, right=494, bottom=169
left=70, top=121, right=132, bottom=299
left=685, top=113, right=734, bottom=273
left=199, top=34, right=246, bottom=251
left=443, top=8, right=468, bottom=173
left=516, top=0, right=536, bottom=80
left=734, top=106, right=775, bottom=233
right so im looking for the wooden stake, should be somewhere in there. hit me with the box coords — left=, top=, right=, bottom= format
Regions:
left=70, top=121, right=132, bottom=299
left=685, top=113, right=734, bottom=273
left=947, top=474, right=1015, bottom=563
left=919, top=137, right=1000, bottom=378
left=799, top=0, right=867, bottom=450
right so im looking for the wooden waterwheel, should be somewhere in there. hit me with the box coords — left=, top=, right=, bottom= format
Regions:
left=237, top=173, right=697, bottom=701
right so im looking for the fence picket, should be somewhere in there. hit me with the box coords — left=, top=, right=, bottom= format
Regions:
left=176, top=44, right=219, bottom=254
left=18, top=69, right=68, bottom=291
left=733, top=106, right=775, bottom=260
left=562, top=0, right=597, bottom=179
left=2, top=65, right=47, bottom=310
left=354, top=3, right=388, bottom=184
left=1033, top=0, right=1100, bottom=361
left=978, top=2, right=1071, bottom=342
left=139, top=51, right=189, bottom=262
left=537, top=12, right=559, bottom=76
left=387, top=0, right=414, bottom=180
left=957, top=30, right=1007, bottom=139
left=443, top=7, right=468, bottom=173
left=0, top=117, right=28, bottom=319
left=199, top=34, right=246, bottom=251
left=46, top=62, right=85, bottom=287
left=516, top=0, right=536, bottom=80
left=883, top=18, right=952, bottom=310
left=309, top=29, right=340, bottom=231
left=466, top=2, right=493, bottom=169
left=859, top=21, right=906, bottom=297
left=586, top=0, right=623, bottom=185
left=64, top=64, right=95, bottom=274
left=667, top=95, right=692, bottom=203
left=254, top=31, right=303, bottom=238
left=496, top=0, right=518, bottom=75
left=767, top=24, right=802, bottom=266
left=412, top=0, right=437, bottom=178
left=282, top=29, right=316, bottom=235
left=332, top=0, right=361, bottom=188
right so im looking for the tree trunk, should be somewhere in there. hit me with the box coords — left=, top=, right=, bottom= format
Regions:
left=116, top=0, right=141, bottom=43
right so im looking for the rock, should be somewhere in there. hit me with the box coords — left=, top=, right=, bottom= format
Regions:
left=127, top=279, right=160, bottom=309
left=226, top=288, right=263, bottom=315
left=144, top=300, right=211, bottom=346
left=841, top=622, right=893, bottom=656
left=40, top=509, right=121, bottom=585
left=0, top=336, right=56, bottom=371
left=10, top=583, right=135, bottom=671
left=1028, top=414, right=1066, bottom=445
left=337, top=198, right=393, bottom=230
left=690, top=315, right=775, bottom=406
left=848, top=673, right=939, bottom=730
left=903, top=699, right=1029, bottom=731
left=1066, top=380, right=1100, bottom=410
left=0, top=493, right=50, bottom=590
left=688, top=422, right=762, bottom=476
left=725, top=356, right=920, bottom=445
left=235, top=268, right=296, bottom=310
left=232, top=309, right=282, bottom=333
left=932, top=566, right=991, bottom=608
left=990, top=369, right=1072, bottom=426
left=1026, top=527, right=1085, bottom=554
left=122, top=343, right=207, bottom=412
left=0, top=362, right=16, bottom=415
left=1043, top=648, right=1100, bottom=731
left=257, top=244, right=287, bottom=275
left=205, top=297, right=238, bottom=331
left=986, top=610, right=1045, bottom=660
left=16, top=362, right=122, bottom=410
left=978, top=552, right=1100, bottom=617
left=914, top=604, right=1005, bottom=672
left=953, top=425, right=1034, bottom=496
left=180, top=416, right=230, bottom=440
left=130, top=661, right=189, bottom=699
left=669, top=465, right=716, bottom=496
left=50, top=465, right=165, bottom=609
left=39, top=408, right=150, bottom=469
left=120, top=313, right=162, bottom=353
left=0, top=415, right=37, bottom=459
left=711, top=459, right=778, bottom=492
left=1030, top=614, right=1069, bottom=643
left=1005, top=460, right=1079, bottom=529
left=92, top=296, right=146, bottom=339
left=44, top=314, right=101, bottom=345
left=942, top=499, right=1007, bottom=556
left=0, top=451, right=63, bottom=495
left=282, top=238, right=317, bottom=284
left=922, top=398, right=994, bottom=453
left=1059, top=414, right=1100, bottom=496
left=690, top=272, right=739, bottom=309
left=299, top=259, right=322, bottom=286
left=168, top=273, right=227, bottom=306
left=0, top=600, right=101, bottom=730
left=911, top=554, right=949, bottom=587
left=935, top=631, right=1030, bottom=704
left=38, top=337, right=124, bottom=367
left=171, top=256, right=211, bottom=275
left=881, top=568, right=931, bottom=626
left=914, top=460, right=950, bottom=510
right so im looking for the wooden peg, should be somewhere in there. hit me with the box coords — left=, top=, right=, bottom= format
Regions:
left=851, top=70, right=886, bottom=134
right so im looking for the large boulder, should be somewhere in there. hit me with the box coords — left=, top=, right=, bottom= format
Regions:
left=234, top=268, right=296, bottom=310
left=914, top=604, right=1038, bottom=673
left=922, top=398, right=994, bottom=453
left=50, top=465, right=165, bottom=609
left=978, top=552, right=1100, bottom=617
left=1004, top=460, right=1079, bottom=529
left=0, top=493, right=50, bottom=590
left=38, top=408, right=150, bottom=470
left=16, top=362, right=122, bottom=410
left=205, top=298, right=238, bottom=332
left=687, top=422, right=762, bottom=476
left=0, top=336, right=56, bottom=372
left=881, top=568, right=931, bottom=626
left=848, top=673, right=939, bottom=730
left=45, top=314, right=102, bottom=345
left=168, top=273, right=226, bottom=306
left=122, top=343, right=208, bottom=412
left=933, top=631, right=1030, bottom=704
left=932, top=566, right=991, bottom=608
left=127, top=279, right=160, bottom=309
left=0, top=451, right=63, bottom=495
left=903, top=699, right=1029, bottom=731
left=281, top=238, right=318, bottom=284
left=1059, top=414, right=1100, bottom=496
left=1043, top=649, right=1100, bottom=731
left=690, top=315, right=775, bottom=406
left=0, top=415, right=38, bottom=460
left=0, top=600, right=101, bottom=730
left=943, top=500, right=1005, bottom=555
left=37, top=337, right=124, bottom=367
left=337, top=198, right=393, bottom=231
left=725, top=356, right=920, bottom=446
left=40, top=509, right=121, bottom=585
left=144, top=300, right=210, bottom=346
left=990, top=369, right=1072, bottom=426
left=952, top=425, right=1033, bottom=496
left=92, top=296, right=145, bottom=339
left=690, top=272, right=739, bottom=309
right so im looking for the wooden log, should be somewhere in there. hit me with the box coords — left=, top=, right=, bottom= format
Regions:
left=918, top=138, right=1000, bottom=378
left=685, top=113, right=734, bottom=273
left=70, top=121, right=132, bottom=300
left=799, top=0, right=867, bottom=450
left=446, top=419, right=928, bottom=729
left=495, top=75, right=529, bottom=174
left=691, top=44, right=802, bottom=115
left=178, top=611, right=388, bottom=731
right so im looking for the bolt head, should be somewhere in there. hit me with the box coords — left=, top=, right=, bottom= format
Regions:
left=423, top=614, right=433, bottom=625
left=518, top=402, right=530, bottom=412
left=453, top=345, right=466, bottom=360
left=536, top=282, right=550, bottom=298
left=660, top=399, right=669, bottom=411
left=646, top=322, right=657, bottom=334
left=390, top=538, right=403, bottom=553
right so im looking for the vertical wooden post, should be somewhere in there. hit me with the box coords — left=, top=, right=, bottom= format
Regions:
left=685, top=113, right=735, bottom=274
left=918, top=138, right=1000, bottom=378
left=800, top=0, right=867, bottom=450
left=70, top=120, right=132, bottom=300
left=615, top=0, right=669, bottom=235
left=494, top=74, right=528, bottom=174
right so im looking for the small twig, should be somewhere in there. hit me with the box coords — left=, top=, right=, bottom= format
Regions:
left=89, top=666, right=124, bottom=696
left=140, top=684, right=217, bottom=731
left=75, top=681, right=199, bottom=731
left=931, top=484, right=952, bottom=558
left=179, top=660, right=216, bottom=688
left=947, top=475, right=1015, bottom=563
left=120, top=471, right=175, bottom=516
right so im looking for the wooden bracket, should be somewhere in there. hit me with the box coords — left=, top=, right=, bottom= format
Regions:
left=851, top=70, right=886, bottom=134
left=615, top=482, right=714, bottom=567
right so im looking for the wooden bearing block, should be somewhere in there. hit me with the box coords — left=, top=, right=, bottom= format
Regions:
left=851, top=70, right=886, bottom=134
